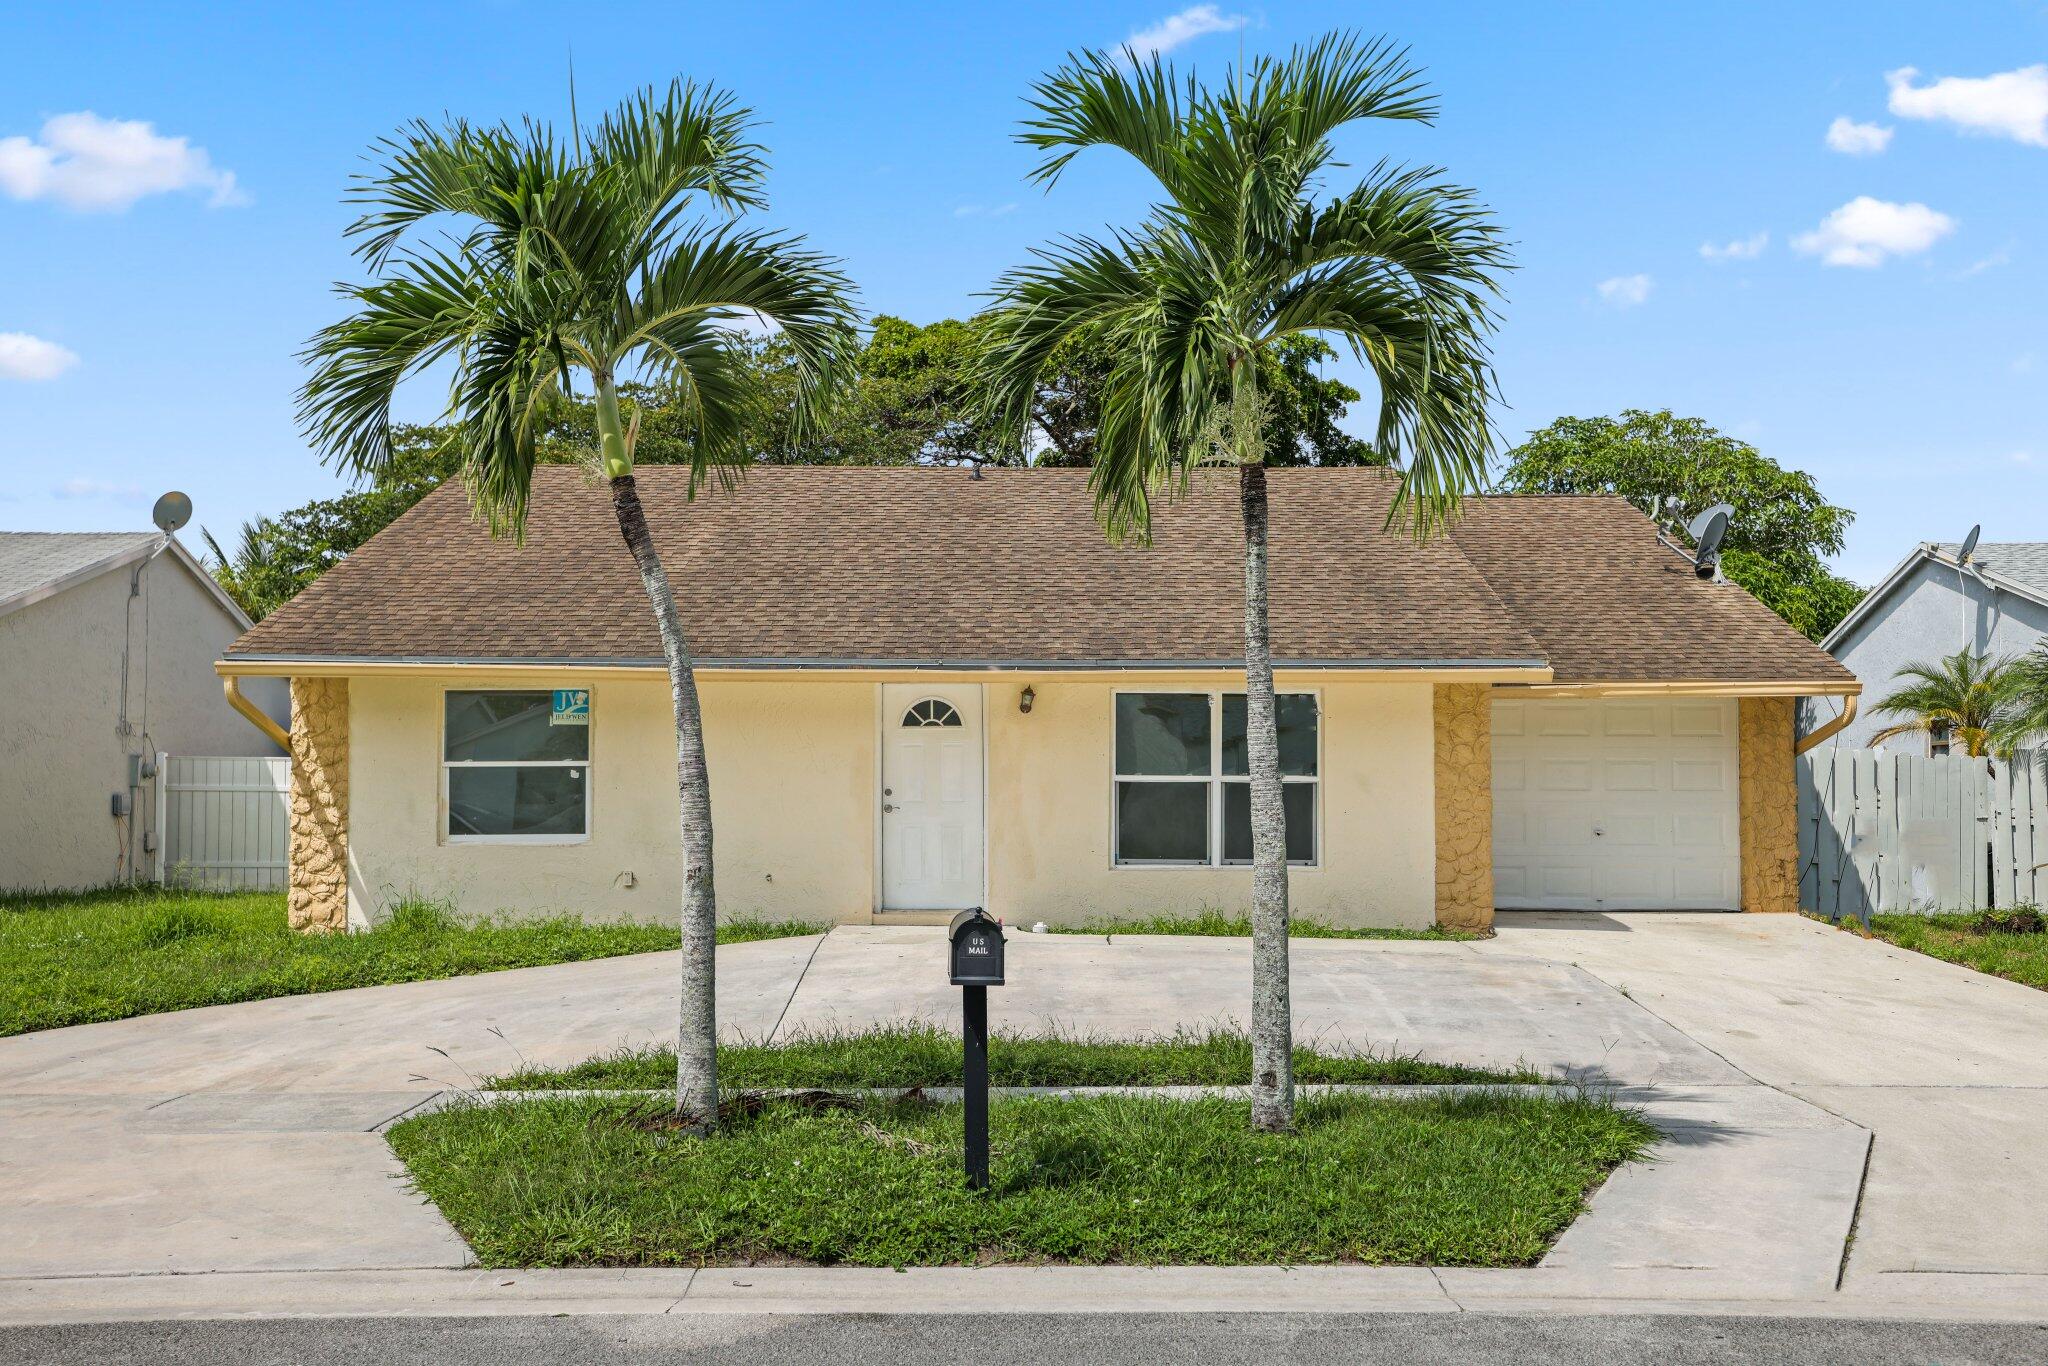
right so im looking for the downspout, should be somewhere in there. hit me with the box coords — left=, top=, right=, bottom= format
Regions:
left=223, top=675, right=291, bottom=751
left=1794, top=695, right=1858, bottom=756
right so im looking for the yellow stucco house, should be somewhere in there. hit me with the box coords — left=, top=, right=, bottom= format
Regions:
left=216, top=467, right=1857, bottom=934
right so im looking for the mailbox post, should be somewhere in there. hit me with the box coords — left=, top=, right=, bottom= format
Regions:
left=947, top=908, right=1005, bottom=1191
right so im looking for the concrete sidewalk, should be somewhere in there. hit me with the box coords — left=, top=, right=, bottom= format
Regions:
left=0, top=914, right=2043, bottom=1324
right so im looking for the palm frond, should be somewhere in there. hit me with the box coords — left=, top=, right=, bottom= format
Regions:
left=300, top=82, right=858, bottom=537
left=297, top=247, right=490, bottom=477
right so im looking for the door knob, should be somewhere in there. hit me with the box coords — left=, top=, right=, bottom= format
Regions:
left=883, top=803, right=897, bottom=813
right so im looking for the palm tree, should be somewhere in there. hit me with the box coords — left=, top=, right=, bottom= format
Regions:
left=1990, top=651, right=2048, bottom=757
left=975, top=35, right=1507, bottom=1131
left=297, top=82, right=858, bottom=1124
left=1868, top=649, right=2020, bottom=758
left=1992, top=645, right=2048, bottom=757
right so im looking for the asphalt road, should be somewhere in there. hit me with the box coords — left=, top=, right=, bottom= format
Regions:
left=4, top=1313, right=2045, bottom=1364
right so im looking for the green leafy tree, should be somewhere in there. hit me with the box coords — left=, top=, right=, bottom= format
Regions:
left=204, top=426, right=458, bottom=619
left=1495, top=410, right=1863, bottom=640
left=1866, top=649, right=2022, bottom=757
left=296, top=82, right=858, bottom=1124
left=976, top=35, right=1507, bottom=1132
left=1031, top=333, right=1382, bottom=468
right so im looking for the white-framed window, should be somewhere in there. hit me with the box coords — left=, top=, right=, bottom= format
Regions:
left=442, top=690, right=590, bottom=843
left=1112, top=690, right=1319, bottom=867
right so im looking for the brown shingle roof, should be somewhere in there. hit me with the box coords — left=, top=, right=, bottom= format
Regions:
left=1448, top=497, right=1854, bottom=686
left=224, top=465, right=1851, bottom=687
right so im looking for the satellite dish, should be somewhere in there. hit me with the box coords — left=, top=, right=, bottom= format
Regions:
left=1685, top=503, right=1734, bottom=579
left=151, top=491, right=192, bottom=536
left=1958, top=524, right=1981, bottom=566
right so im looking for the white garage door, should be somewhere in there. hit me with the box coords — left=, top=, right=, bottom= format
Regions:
left=1492, top=697, right=1740, bottom=911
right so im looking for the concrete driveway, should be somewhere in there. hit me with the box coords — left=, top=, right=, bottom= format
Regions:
left=1482, top=912, right=2048, bottom=1303
left=1, top=913, right=2043, bottom=1323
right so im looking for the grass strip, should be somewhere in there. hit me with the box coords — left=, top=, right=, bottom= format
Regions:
left=0, top=887, right=820, bottom=1036
left=1854, top=912, right=2048, bottom=992
left=1041, top=910, right=1481, bottom=941
left=389, top=1089, right=1654, bottom=1268
left=487, top=1021, right=1537, bottom=1091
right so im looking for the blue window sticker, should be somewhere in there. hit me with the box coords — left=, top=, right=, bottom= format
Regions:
left=550, top=688, right=590, bottom=726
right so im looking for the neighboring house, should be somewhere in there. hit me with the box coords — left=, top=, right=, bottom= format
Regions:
left=1815, top=541, right=2048, bottom=752
left=0, top=532, right=289, bottom=892
left=217, top=467, right=1855, bottom=933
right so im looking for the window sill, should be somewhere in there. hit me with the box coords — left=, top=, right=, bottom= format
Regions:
left=446, top=834, right=592, bottom=847
left=1112, top=861, right=1320, bottom=871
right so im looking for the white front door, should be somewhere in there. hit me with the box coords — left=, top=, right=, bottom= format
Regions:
left=880, top=684, right=985, bottom=911
left=1492, top=697, right=1741, bottom=911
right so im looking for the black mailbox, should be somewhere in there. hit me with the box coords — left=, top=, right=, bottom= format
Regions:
left=948, top=908, right=1005, bottom=986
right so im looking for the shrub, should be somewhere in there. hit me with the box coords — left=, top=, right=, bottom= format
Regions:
left=1972, top=906, right=2044, bottom=936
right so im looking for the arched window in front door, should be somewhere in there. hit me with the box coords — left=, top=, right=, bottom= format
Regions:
left=901, top=698, right=963, bottom=728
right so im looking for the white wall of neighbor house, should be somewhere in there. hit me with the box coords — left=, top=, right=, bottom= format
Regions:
left=340, top=671, right=1438, bottom=928
left=0, top=550, right=286, bottom=892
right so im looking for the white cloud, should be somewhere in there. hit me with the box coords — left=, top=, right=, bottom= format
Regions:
left=0, top=331, right=78, bottom=381
left=1824, top=116, right=1893, bottom=155
left=1596, top=273, right=1653, bottom=307
left=2015, top=352, right=2037, bottom=375
left=0, top=112, right=245, bottom=212
left=1700, top=232, right=1769, bottom=262
left=953, top=202, right=1017, bottom=218
left=1120, top=5, right=1247, bottom=62
left=1792, top=196, right=1955, bottom=268
left=53, top=477, right=144, bottom=501
left=1886, top=64, right=2048, bottom=147
left=2011, top=450, right=2036, bottom=467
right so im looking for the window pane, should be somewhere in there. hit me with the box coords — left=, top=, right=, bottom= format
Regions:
left=1116, top=782, right=1209, bottom=862
left=902, top=700, right=961, bottom=727
left=1222, top=783, right=1316, bottom=863
left=449, top=766, right=587, bottom=836
left=1221, top=694, right=1317, bottom=776
left=446, top=691, right=588, bottom=762
left=1115, top=693, right=1210, bottom=776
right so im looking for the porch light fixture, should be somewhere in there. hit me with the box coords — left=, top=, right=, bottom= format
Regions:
left=1019, top=686, right=1035, bottom=715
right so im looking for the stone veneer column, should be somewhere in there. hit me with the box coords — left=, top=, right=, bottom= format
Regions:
left=1433, top=683, right=1495, bottom=932
left=288, top=677, right=350, bottom=933
left=1738, top=696, right=1799, bottom=914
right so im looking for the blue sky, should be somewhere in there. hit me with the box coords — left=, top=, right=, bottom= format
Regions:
left=2, top=1, right=2042, bottom=583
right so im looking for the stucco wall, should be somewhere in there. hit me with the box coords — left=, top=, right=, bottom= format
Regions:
left=340, top=672, right=1439, bottom=928
left=345, top=674, right=875, bottom=926
left=981, top=675, right=1436, bottom=928
left=0, top=548, right=285, bottom=892
left=1818, top=557, right=2048, bottom=748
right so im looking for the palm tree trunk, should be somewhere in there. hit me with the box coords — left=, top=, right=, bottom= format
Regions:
left=1239, top=461, right=1294, bottom=1133
left=607, top=471, right=720, bottom=1127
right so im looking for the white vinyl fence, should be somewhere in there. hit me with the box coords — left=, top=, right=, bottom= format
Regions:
left=154, top=754, right=290, bottom=891
left=1798, top=747, right=2047, bottom=924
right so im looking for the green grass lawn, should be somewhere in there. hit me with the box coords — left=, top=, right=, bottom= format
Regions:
left=1043, top=909, right=1481, bottom=941
left=488, top=1021, right=1538, bottom=1091
left=0, top=887, right=821, bottom=1036
left=1858, top=912, right=2048, bottom=992
left=389, top=1089, right=1654, bottom=1268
